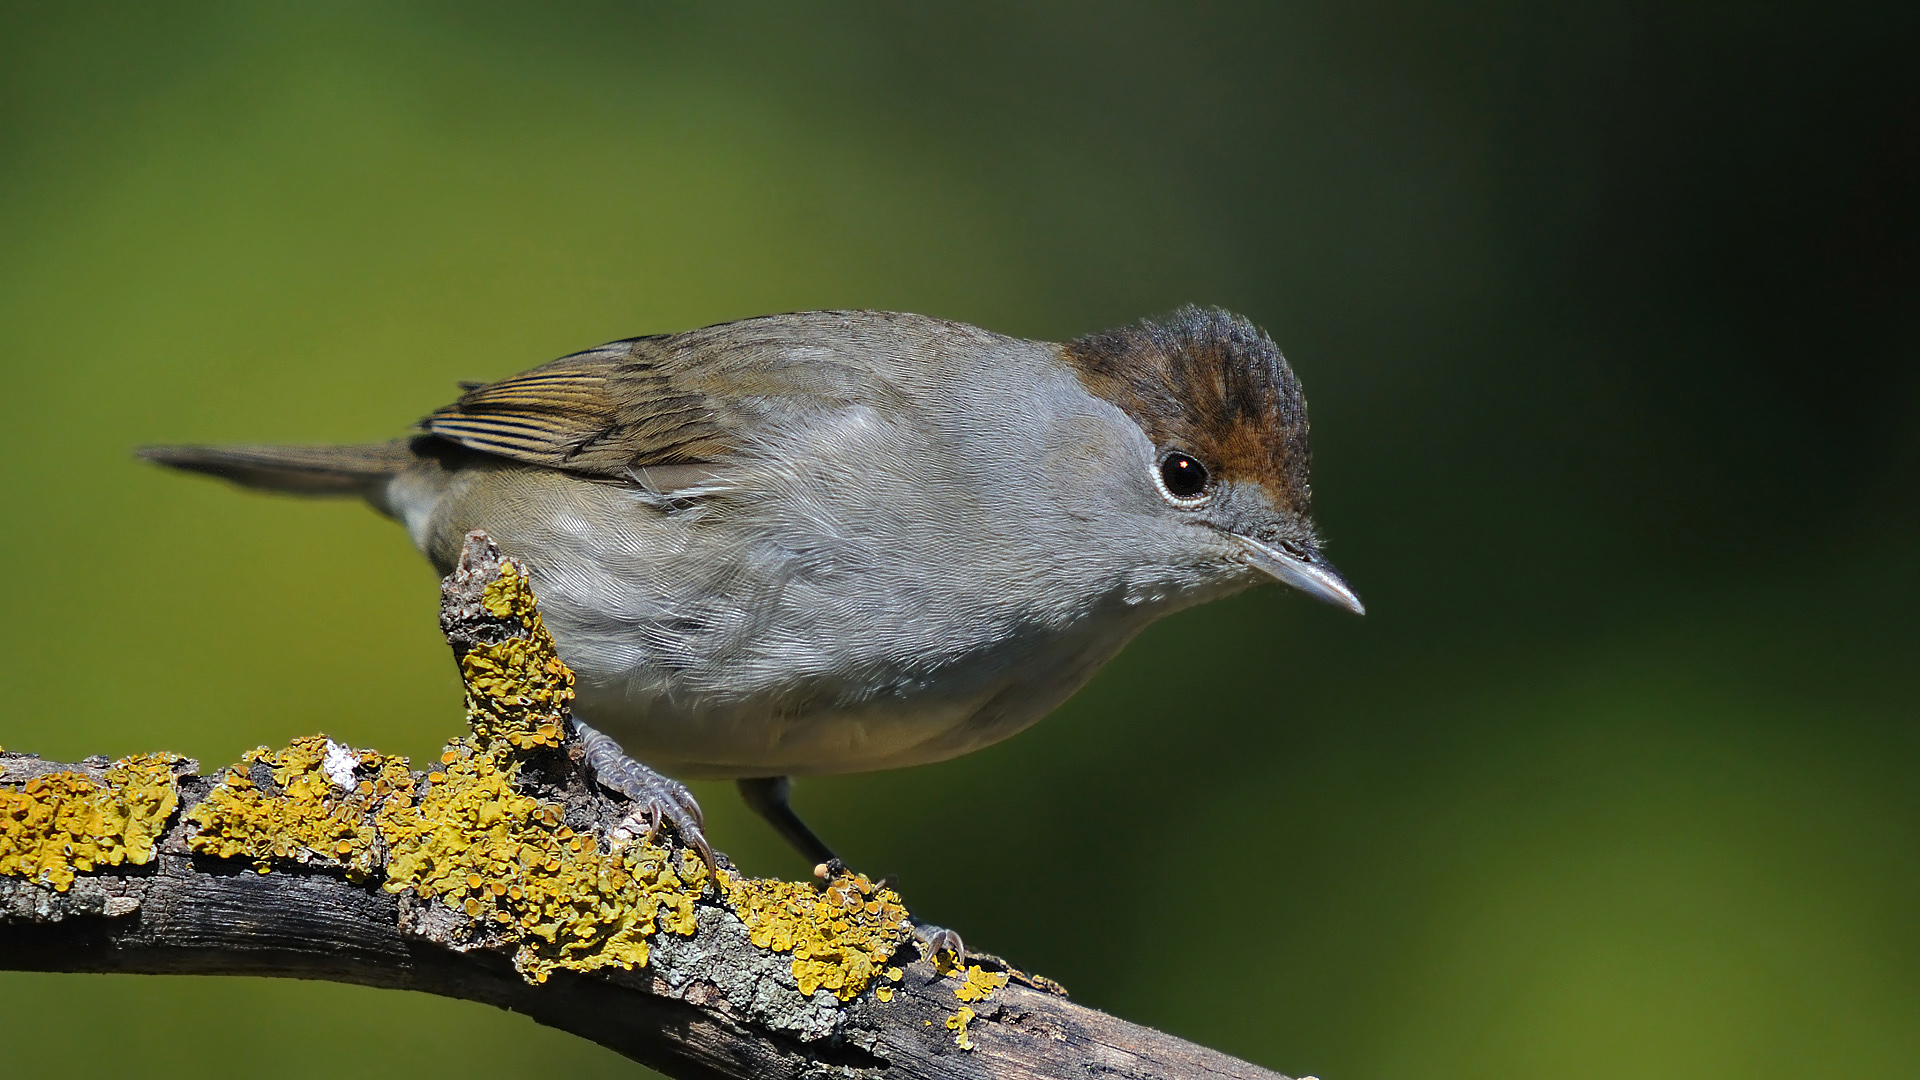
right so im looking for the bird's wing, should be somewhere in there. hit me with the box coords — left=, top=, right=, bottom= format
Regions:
left=419, top=312, right=940, bottom=482
left=420, top=337, right=745, bottom=479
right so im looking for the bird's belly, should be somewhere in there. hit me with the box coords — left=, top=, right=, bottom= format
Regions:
left=560, top=615, right=1146, bottom=780
left=573, top=685, right=1001, bottom=779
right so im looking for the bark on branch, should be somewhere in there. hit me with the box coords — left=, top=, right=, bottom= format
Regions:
left=0, top=532, right=1287, bottom=1080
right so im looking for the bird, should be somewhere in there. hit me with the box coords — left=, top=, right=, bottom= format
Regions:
left=141, top=306, right=1362, bottom=883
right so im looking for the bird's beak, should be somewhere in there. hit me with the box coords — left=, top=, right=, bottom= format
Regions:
left=1235, top=535, right=1366, bottom=615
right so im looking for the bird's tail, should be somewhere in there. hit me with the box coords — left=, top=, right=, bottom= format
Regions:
left=137, top=439, right=419, bottom=496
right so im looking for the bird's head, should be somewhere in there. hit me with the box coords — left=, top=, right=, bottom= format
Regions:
left=1059, top=307, right=1364, bottom=615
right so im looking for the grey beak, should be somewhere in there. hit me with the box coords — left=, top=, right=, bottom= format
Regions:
left=1235, top=536, right=1366, bottom=615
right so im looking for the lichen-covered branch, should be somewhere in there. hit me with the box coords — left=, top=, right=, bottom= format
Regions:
left=1, top=531, right=1286, bottom=1080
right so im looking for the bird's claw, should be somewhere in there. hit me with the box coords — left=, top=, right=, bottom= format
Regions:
left=572, top=717, right=718, bottom=873
left=914, top=920, right=966, bottom=969
left=609, top=782, right=716, bottom=872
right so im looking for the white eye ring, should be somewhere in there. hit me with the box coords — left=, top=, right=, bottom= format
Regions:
left=1153, top=451, right=1213, bottom=507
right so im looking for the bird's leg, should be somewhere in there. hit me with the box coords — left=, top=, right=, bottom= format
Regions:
left=737, top=776, right=966, bottom=965
left=736, top=776, right=838, bottom=870
left=570, top=716, right=716, bottom=871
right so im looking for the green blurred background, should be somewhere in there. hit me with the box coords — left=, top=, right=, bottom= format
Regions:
left=3, top=2, right=1916, bottom=1077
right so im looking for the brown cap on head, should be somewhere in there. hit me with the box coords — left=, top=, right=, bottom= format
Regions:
left=1059, top=307, right=1313, bottom=516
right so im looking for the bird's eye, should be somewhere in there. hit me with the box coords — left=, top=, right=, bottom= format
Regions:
left=1157, top=451, right=1210, bottom=503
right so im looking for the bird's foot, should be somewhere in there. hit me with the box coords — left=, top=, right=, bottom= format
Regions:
left=569, top=717, right=717, bottom=872
left=914, top=928, right=1069, bottom=996
left=914, top=919, right=967, bottom=970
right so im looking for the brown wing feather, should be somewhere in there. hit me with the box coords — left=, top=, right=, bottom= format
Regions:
left=421, top=340, right=732, bottom=478
left=419, top=311, right=964, bottom=481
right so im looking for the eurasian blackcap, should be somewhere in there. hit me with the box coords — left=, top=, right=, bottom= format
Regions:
left=142, top=307, right=1362, bottom=873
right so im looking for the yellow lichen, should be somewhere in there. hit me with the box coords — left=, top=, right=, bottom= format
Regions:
left=724, top=868, right=914, bottom=1000
left=187, top=737, right=411, bottom=881
left=954, top=964, right=1008, bottom=1003
left=946, top=1005, right=977, bottom=1050
left=0, top=753, right=184, bottom=891
left=461, top=560, right=570, bottom=751
left=376, top=737, right=708, bottom=982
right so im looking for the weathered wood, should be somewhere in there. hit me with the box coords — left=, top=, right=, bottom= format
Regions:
left=0, top=532, right=1289, bottom=1080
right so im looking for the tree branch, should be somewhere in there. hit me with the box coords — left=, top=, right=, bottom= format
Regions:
left=0, top=531, right=1288, bottom=1080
